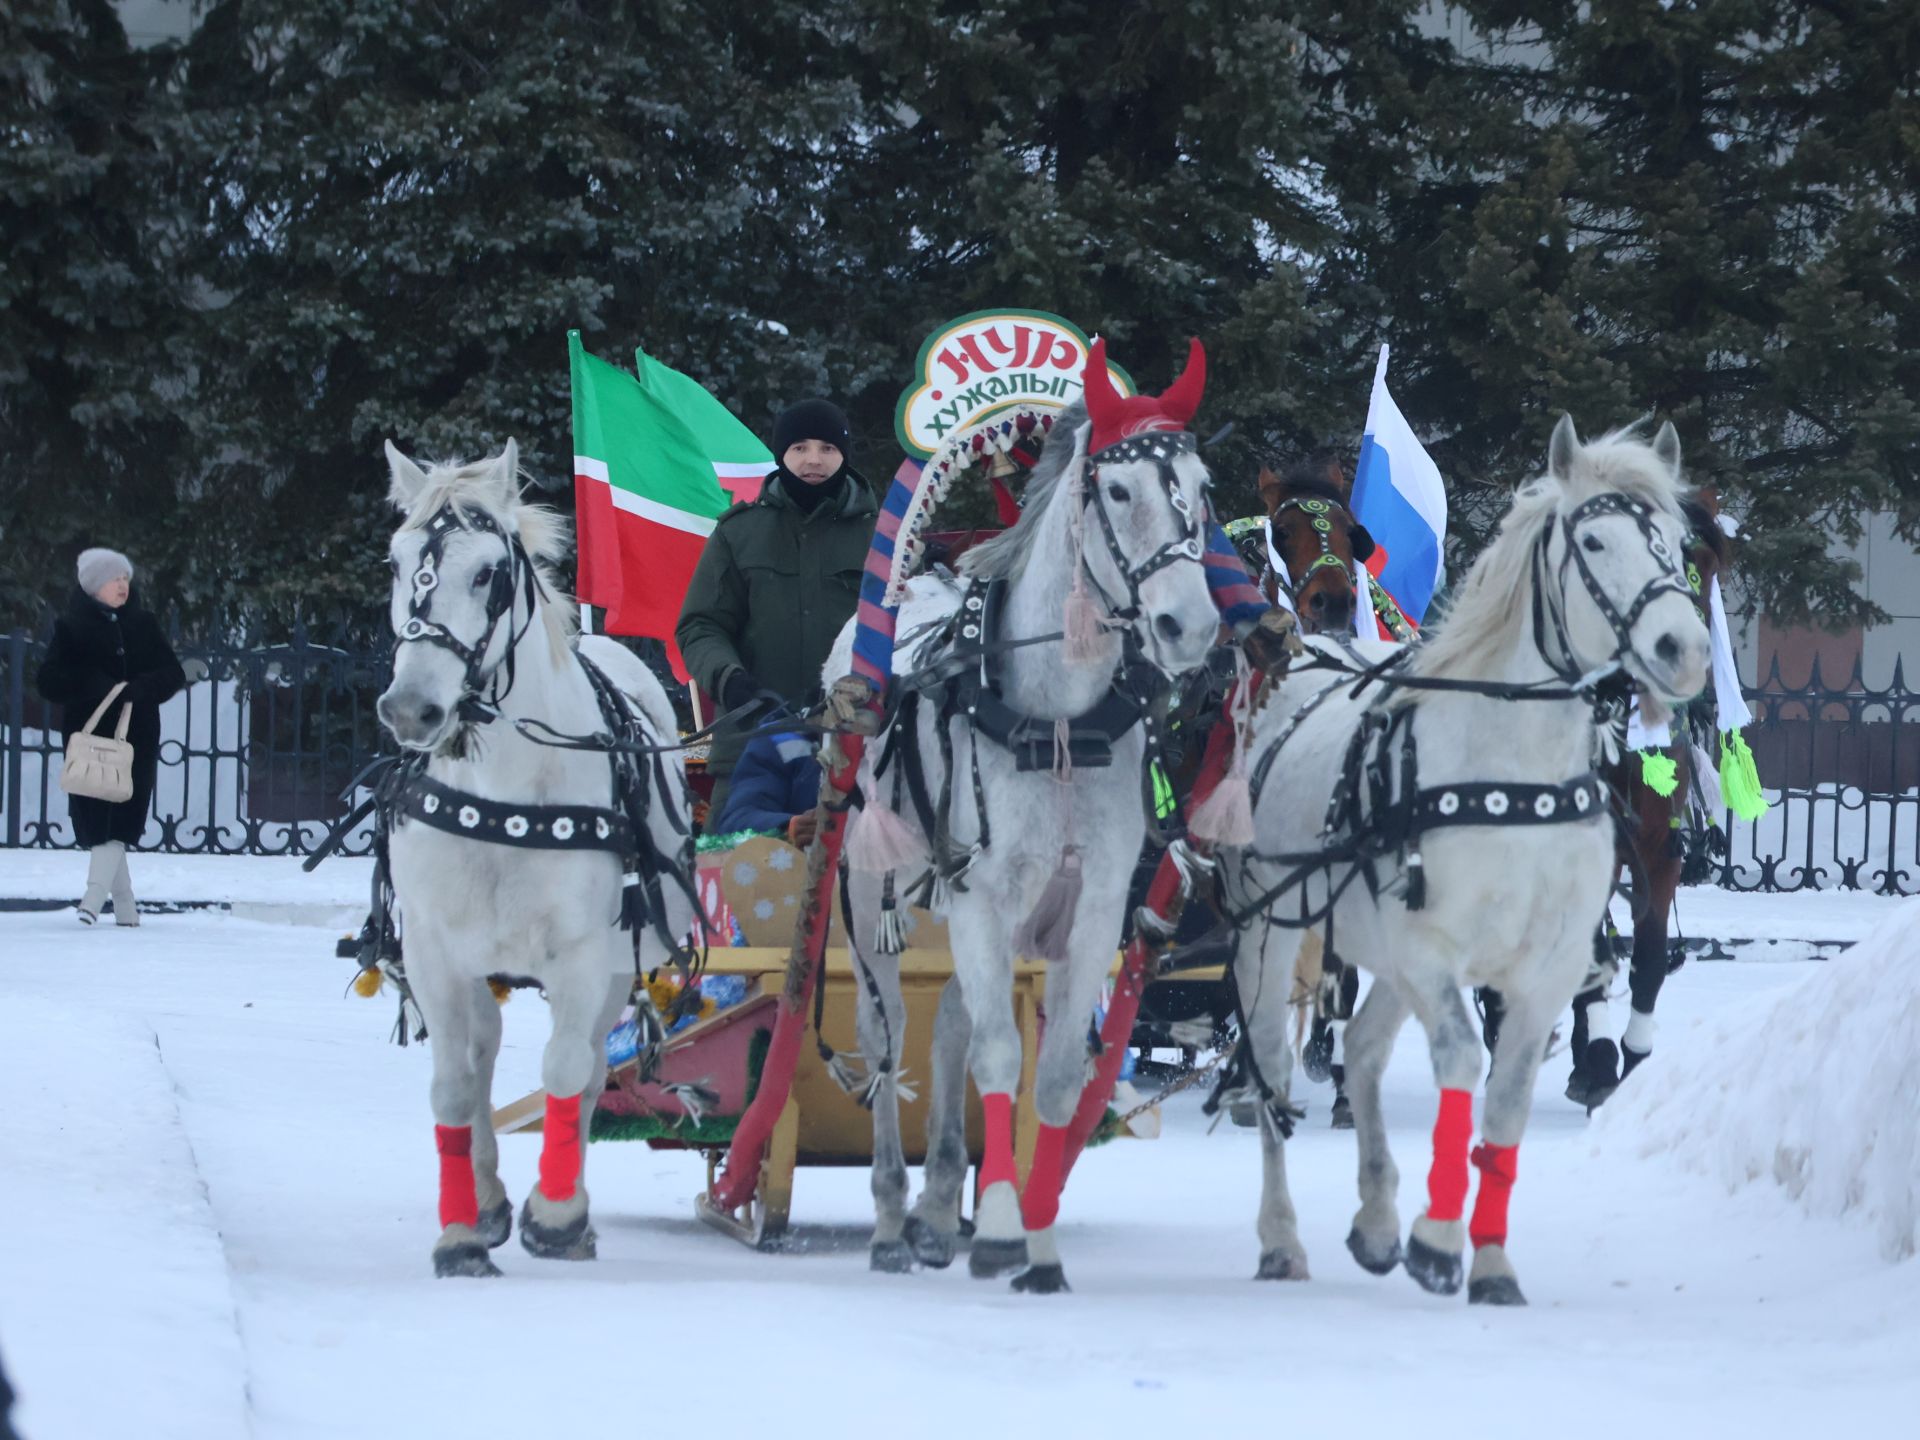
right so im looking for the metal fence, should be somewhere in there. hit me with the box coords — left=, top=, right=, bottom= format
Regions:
left=3, top=627, right=1916, bottom=891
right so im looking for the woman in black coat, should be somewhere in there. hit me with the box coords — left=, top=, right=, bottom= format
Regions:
left=35, top=548, right=186, bottom=925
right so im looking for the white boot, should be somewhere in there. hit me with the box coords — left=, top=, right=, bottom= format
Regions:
left=78, top=843, right=121, bottom=924
left=110, top=844, right=138, bottom=927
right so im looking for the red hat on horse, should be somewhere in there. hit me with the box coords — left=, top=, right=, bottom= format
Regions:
left=1082, top=336, right=1207, bottom=455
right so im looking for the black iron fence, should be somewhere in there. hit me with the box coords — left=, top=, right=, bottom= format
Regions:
left=3, top=627, right=1916, bottom=891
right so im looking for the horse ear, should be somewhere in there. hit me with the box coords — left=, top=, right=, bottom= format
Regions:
left=1082, top=338, right=1125, bottom=443
left=1349, top=523, right=1376, bottom=563
left=1159, top=337, right=1206, bottom=426
left=1257, top=465, right=1282, bottom=508
left=1324, top=459, right=1351, bottom=499
left=1548, top=413, right=1580, bottom=481
left=385, top=440, right=430, bottom=510
left=1652, top=420, right=1682, bottom=478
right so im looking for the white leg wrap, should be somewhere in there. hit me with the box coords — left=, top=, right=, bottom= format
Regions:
left=1330, top=1020, right=1346, bottom=1065
left=1623, top=1007, right=1656, bottom=1053
left=1582, top=995, right=1617, bottom=1043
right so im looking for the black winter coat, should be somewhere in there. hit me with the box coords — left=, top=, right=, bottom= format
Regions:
left=36, top=587, right=186, bottom=846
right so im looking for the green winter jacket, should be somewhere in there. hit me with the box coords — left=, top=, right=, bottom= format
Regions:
left=676, top=470, right=878, bottom=776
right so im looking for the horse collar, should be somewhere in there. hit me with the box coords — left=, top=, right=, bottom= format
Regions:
left=952, top=577, right=1160, bottom=772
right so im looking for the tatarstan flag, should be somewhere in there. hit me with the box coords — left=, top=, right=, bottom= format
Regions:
left=570, top=332, right=772, bottom=680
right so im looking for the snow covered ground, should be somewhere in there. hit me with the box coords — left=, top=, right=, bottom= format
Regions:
left=1, top=864, right=1915, bottom=1439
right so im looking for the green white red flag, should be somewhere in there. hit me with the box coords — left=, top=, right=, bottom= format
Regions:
left=569, top=331, right=772, bottom=680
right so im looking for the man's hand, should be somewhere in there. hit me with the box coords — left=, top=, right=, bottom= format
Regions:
left=720, top=668, right=762, bottom=713
left=786, top=809, right=819, bottom=849
left=1241, top=607, right=1305, bottom=676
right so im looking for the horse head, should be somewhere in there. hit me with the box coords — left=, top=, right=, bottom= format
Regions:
left=1256, top=457, right=1375, bottom=635
left=1679, top=484, right=1735, bottom=617
left=1072, top=338, right=1220, bottom=673
left=376, top=439, right=569, bottom=751
left=1540, top=415, right=1711, bottom=709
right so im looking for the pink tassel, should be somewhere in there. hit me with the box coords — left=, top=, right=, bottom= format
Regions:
left=1062, top=440, right=1107, bottom=666
left=847, top=801, right=929, bottom=875
left=1189, top=660, right=1257, bottom=846
left=1188, top=770, right=1255, bottom=846
left=1064, top=582, right=1105, bottom=664
left=1013, top=845, right=1083, bottom=964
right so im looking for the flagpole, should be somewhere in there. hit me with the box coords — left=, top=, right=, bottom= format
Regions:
left=579, top=601, right=593, bottom=635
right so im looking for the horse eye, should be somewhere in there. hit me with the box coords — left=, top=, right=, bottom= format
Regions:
left=386, top=557, right=399, bottom=575
left=1582, top=535, right=1604, bottom=553
left=472, top=565, right=496, bottom=590
left=1107, top=484, right=1130, bottom=502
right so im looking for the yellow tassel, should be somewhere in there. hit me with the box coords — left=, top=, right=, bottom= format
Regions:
left=1719, top=730, right=1769, bottom=822
left=1639, top=748, right=1679, bottom=797
left=488, top=978, right=512, bottom=1005
left=352, top=966, right=384, bottom=998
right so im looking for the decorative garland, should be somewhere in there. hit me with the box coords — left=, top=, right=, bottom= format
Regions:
left=849, top=406, right=1058, bottom=698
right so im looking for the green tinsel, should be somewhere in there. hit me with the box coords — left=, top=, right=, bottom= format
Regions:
left=1719, top=730, right=1769, bottom=822
left=1638, top=748, right=1679, bottom=797
left=695, top=827, right=779, bottom=854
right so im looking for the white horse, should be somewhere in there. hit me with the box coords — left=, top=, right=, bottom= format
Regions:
left=826, top=376, right=1219, bottom=1291
left=1222, top=417, right=1711, bottom=1305
left=376, top=441, right=695, bottom=1278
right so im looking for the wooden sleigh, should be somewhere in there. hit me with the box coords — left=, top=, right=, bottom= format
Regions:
left=491, top=834, right=1106, bottom=1250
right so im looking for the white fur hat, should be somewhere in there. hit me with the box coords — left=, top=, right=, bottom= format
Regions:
left=77, top=547, right=133, bottom=596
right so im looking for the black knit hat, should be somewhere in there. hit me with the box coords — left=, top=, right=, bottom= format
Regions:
left=773, top=399, right=851, bottom=457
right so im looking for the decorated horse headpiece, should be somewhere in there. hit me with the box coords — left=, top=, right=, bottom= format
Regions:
left=1083, top=336, right=1207, bottom=458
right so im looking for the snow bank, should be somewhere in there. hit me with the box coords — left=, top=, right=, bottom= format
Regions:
left=1595, top=898, right=1920, bottom=1262
left=0, top=998, right=250, bottom=1439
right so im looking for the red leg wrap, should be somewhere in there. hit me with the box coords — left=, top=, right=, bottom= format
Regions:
left=979, top=1093, right=1017, bottom=1191
left=435, top=1124, right=479, bottom=1230
left=537, top=1092, right=584, bottom=1203
left=1469, top=1143, right=1519, bottom=1249
left=1425, top=1088, right=1474, bottom=1222
left=1020, top=1123, right=1068, bottom=1231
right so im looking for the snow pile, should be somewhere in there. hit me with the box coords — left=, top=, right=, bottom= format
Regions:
left=1596, top=898, right=1920, bottom=1262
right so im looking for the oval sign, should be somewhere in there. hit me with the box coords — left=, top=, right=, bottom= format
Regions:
left=894, top=308, right=1134, bottom=459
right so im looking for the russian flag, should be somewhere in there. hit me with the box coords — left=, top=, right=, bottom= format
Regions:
left=1350, top=345, right=1447, bottom=639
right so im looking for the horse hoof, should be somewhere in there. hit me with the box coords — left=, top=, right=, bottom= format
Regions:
left=1011, top=1263, right=1070, bottom=1295
left=1469, top=1274, right=1528, bottom=1307
left=518, top=1198, right=596, bottom=1261
left=1302, top=1022, right=1334, bottom=1083
left=968, top=1236, right=1029, bottom=1279
left=903, top=1216, right=956, bottom=1269
left=1330, top=1095, right=1354, bottom=1130
left=433, top=1242, right=502, bottom=1279
left=1405, top=1235, right=1464, bottom=1296
left=870, top=1240, right=915, bottom=1274
left=477, top=1197, right=513, bottom=1250
left=1345, top=1227, right=1401, bottom=1276
left=1256, top=1249, right=1310, bottom=1281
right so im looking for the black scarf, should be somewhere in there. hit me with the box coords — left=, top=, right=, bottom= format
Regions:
left=777, top=465, right=847, bottom=515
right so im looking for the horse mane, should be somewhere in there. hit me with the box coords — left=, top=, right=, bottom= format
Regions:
left=1679, top=494, right=1733, bottom=571
left=1410, top=425, right=1689, bottom=683
left=397, top=455, right=577, bottom=651
left=961, top=400, right=1089, bottom=581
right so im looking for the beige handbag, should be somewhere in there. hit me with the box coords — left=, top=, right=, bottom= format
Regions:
left=60, top=682, right=135, bottom=803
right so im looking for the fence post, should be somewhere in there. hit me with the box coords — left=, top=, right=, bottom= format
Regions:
left=5, top=630, right=24, bottom=848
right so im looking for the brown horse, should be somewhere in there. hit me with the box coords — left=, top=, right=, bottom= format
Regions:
left=1251, top=458, right=1381, bottom=1126
left=1559, top=491, right=1735, bottom=1106
left=1254, top=458, right=1375, bottom=633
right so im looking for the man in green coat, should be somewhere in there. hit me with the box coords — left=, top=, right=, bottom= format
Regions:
left=677, top=398, right=877, bottom=819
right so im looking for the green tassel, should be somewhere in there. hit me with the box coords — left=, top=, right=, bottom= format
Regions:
left=1718, top=730, right=1769, bottom=821
left=1639, top=748, right=1679, bottom=797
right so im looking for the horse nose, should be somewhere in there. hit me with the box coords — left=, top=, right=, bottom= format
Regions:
left=377, top=690, right=446, bottom=741
left=1655, top=633, right=1681, bottom=666
left=1154, top=613, right=1185, bottom=645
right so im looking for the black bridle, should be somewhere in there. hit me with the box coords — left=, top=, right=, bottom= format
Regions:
left=392, top=503, right=541, bottom=728
left=1267, top=493, right=1368, bottom=604
left=1533, top=492, right=1695, bottom=687
left=1081, top=430, right=1206, bottom=626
